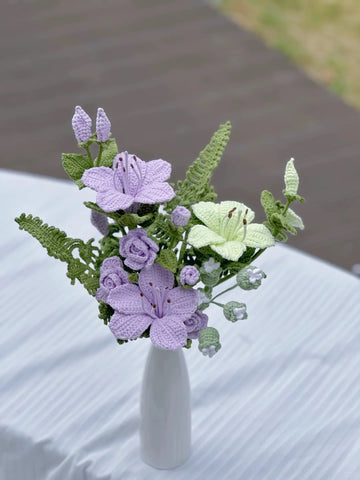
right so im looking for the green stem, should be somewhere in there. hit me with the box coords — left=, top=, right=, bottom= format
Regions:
left=282, top=198, right=292, bottom=216
left=117, top=223, right=126, bottom=236
left=95, top=144, right=104, bottom=167
left=216, top=273, right=234, bottom=286
left=211, top=300, right=224, bottom=307
left=251, top=248, right=266, bottom=263
left=178, top=230, right=189, bottom=264
left=85, top=145, right=93, bottom=165
left=215, top=247, right=266, bottom=287
left=211, top=283, right=237, bottom=302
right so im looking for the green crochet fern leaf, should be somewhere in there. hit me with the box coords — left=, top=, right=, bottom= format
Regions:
left=15, top=214, right=100, bottom=295
left=146, top=213, right=182, bottom=249
left=165, top=121, right=231, bottom=212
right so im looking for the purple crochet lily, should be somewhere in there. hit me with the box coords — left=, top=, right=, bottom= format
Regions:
left=81, top=151, right=175, bottom=212
left=108, top=264, right=198, bottom=350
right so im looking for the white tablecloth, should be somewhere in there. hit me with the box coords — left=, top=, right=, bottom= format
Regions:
left=1, top=169, right=360, bottom=480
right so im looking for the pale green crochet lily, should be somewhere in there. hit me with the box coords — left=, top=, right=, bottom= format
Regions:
left=188, top=201, right=275, bottom=261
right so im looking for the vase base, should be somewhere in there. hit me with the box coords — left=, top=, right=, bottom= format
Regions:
left=141, top=448, right=191, bottom=470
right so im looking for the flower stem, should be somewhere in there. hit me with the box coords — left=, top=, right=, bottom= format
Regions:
left=85, top=145, right=93, bottom=165
left=178, top=230, right=189, bottom=264
left=211, top=300, right=224, bottom=308
left=95, top=144, right=104, bottom=167
left=251, top=248, right=266, bottom=263
left=216, top=273, right=234, bottom=286
left=211, top=283, right=238, bottom=302
left=282, top=198, right=292, bottom=217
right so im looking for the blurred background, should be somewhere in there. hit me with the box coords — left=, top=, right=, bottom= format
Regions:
left=2, top=0, right=359, bottom=270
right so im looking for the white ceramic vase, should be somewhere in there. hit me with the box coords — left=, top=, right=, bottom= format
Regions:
left=140, top=344, right=191, bottom=469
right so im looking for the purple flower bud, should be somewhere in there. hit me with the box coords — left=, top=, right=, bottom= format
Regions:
left=120, top=228, right=159, bottom=271
left=184, top=310, right=208, bottom=339
left=171, top=206, right=191, bottom=227
left=96, top=107, right=111, bottom=142
left=180, top=265, right=200, bottom=286
left=90, top=210, right=109, bottom=236
left=72, top=106, right=92, bottom=143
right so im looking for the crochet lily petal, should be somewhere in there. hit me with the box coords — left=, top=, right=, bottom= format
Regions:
left=82, top=167, right=114, bottom=192
left=187, top=225, right=225, bottom=249
left=108, top=284, right=147, bottom=313
left=150, top=315, right=188, bottom=350
left=192, top=202, right=220, bottom=231
left=242, top=223, right=275, bottom=248
left=138, top=263, right=174, bottom=299
left=218, top=201, right=255, bottom=226
left=109, top=311, right=152, bottom=340
left=96, top=189, right=134, bottom=212
left=143, top=159, right=172, bottom=184
left=211, top=240, right=246, bottom=261
left=167, top=286, right=198, bottom=318
left=134, top=182, right=175, bottom=204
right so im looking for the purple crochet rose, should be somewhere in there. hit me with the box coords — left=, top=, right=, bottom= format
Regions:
left=180, top=265, right=200, bottom=286
left=72, top=106, right=92, bottom=143
left=184, top=310, right=208, bottom=339
left=90, top=210, right=109, bottom=236
left=96, top=107, right=111, bottom=142
left=120, top=228, right=159, bottom=271
left=171, top=206, right=191, bottom=227
left=81, top=151, right=175, bottom=212
left=96, top=256, right=129, bottom=303
left=108, top=263, right=198, bottom=350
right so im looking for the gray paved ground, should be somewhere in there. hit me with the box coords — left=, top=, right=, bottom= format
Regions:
left=2, top=0, right=359, bottom=269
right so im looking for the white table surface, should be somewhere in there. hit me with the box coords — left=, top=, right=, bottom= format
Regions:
left=1, top=169, right=360, bottom=480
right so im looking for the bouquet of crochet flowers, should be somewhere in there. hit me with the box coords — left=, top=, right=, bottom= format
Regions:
left=15, top=107, right=305, bottom=357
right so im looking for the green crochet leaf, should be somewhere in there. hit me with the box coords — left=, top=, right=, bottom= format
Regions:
left=98, top=301, right=114, bottom=325
left=157, top=248, right=178, bottom=273
left=166, top=122, right=232, bottom=212
left=75, top=179, right=86, bottom=190
left=261, top=190, right=279, bottom=219
left=263, top=220, right=288, bottom=242
left=15, top=214, right=99, bottom=295
left=146, top=213, right=182, bottom=248
left=62, top=153, right=93, bottom=184
left=119, top=212, right=154, bottom=229
left=271, top=213, right=297, bottom=235
left=97, top=138, right=118, bottom=167
left=128, top=272, right=139, bottom=283
left=99, top=236, right=120, bottom=260
left=200, top=267, right=221, bottom=287
left=261, top=189, right=304, bottom=241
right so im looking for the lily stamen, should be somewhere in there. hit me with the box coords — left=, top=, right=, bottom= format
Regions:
left=228, top=207, right=236, bottom=219
left=242, top=218, right=247, bottom=241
